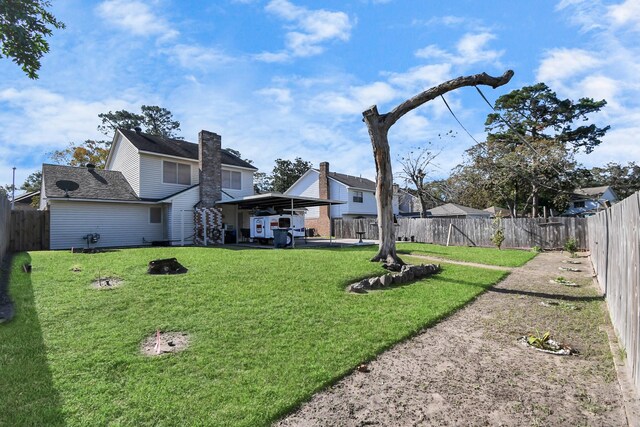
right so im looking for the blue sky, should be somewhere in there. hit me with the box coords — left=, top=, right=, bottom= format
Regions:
left=1, top=0, right=639, bottom=191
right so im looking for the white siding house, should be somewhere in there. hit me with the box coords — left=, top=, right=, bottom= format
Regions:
left=41, top=128, right=258, bottom=249
left=563, top=186, right=618, bottom=217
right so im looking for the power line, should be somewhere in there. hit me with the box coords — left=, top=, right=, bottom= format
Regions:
left=439, top=94, right=482, bottom=145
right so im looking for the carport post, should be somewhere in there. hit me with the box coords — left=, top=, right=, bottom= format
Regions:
left=329, top=202, right=332, bottom=245
left=291, top=197, right=295, bottom=248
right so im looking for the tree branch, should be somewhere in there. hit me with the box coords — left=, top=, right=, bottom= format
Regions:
left=383, top=70, right=514, bottom=129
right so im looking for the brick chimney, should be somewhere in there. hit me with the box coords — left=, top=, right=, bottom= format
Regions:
left=198, top=130, right=221, bottom=207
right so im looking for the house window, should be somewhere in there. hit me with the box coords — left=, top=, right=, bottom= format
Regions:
left=149, top=207, right=162, bottom=224
left=352, top=191, right=363, bottom=203
left=163, top=161, right=191, bottom=185
left=574, top=201, right=586, bottom=208
left=222, top=170, right=242, bottom=190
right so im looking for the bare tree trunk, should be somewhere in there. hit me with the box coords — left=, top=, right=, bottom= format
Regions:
left=363, top=70, right=514, bottom=263
left=363, top=108, right=400, bottom=263
left=531, top=184, right=539, bottom=217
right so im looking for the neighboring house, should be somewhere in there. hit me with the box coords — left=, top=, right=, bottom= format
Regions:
left=396, top=187, right=421, bottom=218
left=427, top=203, right=492, bottom=219
left=563, top=185, right=618, bottom=217
left=40, top=128, right=257, bottom=249
left=484, top=206, right=512, bottom=218
left=284, top=162, right=404, bottom=236
left=12, top=190, right=40, bottom=210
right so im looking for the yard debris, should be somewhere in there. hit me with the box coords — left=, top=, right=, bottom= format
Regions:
left=549, top=278, right=578, bottom=287
left=540, top=300, right=579, bottom=310
left=348, top=264, right=441, bottom=293
left=518, top=336, right=578, bottom=356
left=147, top=258, right=188, bottom=275
left=91, top=277, right=123, bottom=289
left=70, top=265, right=82, bottom=272
left=141, top=331, right=190, bottom=356
left=22, top=264, right=31, bottom=273
left=559, top=267, right=581, bottom=272
left=356, top=364, right=371, bottom=373
left=562, top=260, right=582, bottom=265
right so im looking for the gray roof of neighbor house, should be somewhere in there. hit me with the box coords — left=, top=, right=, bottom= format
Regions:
left=312, top=168, right=376, bottom=191
left=429, top=203, right=491, bottom=217
left=573, top=185, right=611, bottom=197
left=42, top=164, right=141, bottom=201
left=119, top=129, right=258, bottom=170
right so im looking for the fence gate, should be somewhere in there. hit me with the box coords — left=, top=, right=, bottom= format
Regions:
left=9, top=210, right=50, bottom=251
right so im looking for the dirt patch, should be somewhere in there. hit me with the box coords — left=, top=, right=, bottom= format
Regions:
left=140, top=331, right=190, bottom=356
left=277, top=252, right=627, bottom=427
left=91, top=277, right=123, bottom=289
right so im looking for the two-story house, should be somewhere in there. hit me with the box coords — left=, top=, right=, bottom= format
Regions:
left=563, top=185, right=618, bottom=217
left=40, top=128, right=257, bottom=249
left=284, top=162, right=403, bottom=236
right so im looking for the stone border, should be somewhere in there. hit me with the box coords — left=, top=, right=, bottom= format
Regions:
left=348, top=264, right=441, bottom=293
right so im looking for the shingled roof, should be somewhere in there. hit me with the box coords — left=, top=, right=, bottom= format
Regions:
left=428, top=203, right=491, bottom=217
left=119, top=129, right=257, bottom=170
left=311, top=169, right=376, bottom=191
left=42, top=164, right=141, bottom=201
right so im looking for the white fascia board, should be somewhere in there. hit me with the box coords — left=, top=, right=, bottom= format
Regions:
left=138, top=150, right=257, bottom=171
left=47, top=198, right=165, bottom=205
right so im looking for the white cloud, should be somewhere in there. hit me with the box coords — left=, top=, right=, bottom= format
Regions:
left=96, top=0, right=178, bottom=41
left=537, top=48, right=601, bottom=83
left=414, top=32, right=503, bottom=68
left=310, top=81, right=397, bottom=115
left=608, top=0, right=640, bottom=31
left=385, top=64, right=453, bottom=91
left=167, top=44, right=235, bottom=69
left=264, top=0, right=352, bottom=58
left=253, top=51, right=291, bottom=63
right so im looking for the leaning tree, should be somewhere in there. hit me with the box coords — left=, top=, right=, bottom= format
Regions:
left=362, top=70, right=514, bottom=264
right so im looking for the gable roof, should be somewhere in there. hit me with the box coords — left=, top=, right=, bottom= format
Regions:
left=573, top=185, right=611, bottom=198
left=429, top=203, right=491, bottom=217
left=42, top=164, right=141, bottom=201
left=319, top=169, right=376, bottom=191
left=119, top=129, right=257, bottom=170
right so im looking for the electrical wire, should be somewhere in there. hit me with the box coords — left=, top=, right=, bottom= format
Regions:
left=439, top=94, right=482, bottom=145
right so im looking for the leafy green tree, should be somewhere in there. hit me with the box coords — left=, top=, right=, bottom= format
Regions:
left=270, top=158, right=312, bottom=193
left=52, top=105, right=181, bottom=168
left=98, top=105, right=181, bottom=138
left=0, top=0, right=65, bottom=79
left=574, top=162, right=640, bottom=200
left=482, top=83, right=609, bottom=216
left=50, top=140, right=111, bottom=168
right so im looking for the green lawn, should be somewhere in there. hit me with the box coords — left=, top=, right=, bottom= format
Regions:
left=397, top=242, right=536, bottom=267
left=1, top=246, right=509, bottom=426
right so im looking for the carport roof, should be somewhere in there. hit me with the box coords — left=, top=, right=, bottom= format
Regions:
left=217, top=192, right=345, bottom=210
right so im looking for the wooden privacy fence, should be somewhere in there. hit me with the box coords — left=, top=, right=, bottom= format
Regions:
left=333, top=217, right=589, bottom=250
left=588, top=191, right=640, bottom=390
left=0, top=197, right=10, bottom=260
left=9, top=210, right=49, bottom=251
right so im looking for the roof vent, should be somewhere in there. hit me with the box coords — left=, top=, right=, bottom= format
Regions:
left=134, top=126, right=142, bottom=134
left=86, top=163, right=96, bottom=170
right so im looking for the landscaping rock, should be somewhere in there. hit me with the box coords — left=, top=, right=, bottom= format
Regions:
left=368, top=277, right=381, bottom=289
left=148, top=258, right=188, bottom=275
left=382, top=262, right=402, bottom=272
left=379, top=274, right=393, bottom=287
left=347, top=263, right=441, bottom=293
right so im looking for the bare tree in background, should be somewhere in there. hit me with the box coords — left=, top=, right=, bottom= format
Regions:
left=398, top=145, right=441, bottom=217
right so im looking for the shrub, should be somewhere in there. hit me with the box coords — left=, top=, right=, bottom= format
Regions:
left=490, top=213, right=505, bottom=250
left=564, top=238, right=578, bottom=257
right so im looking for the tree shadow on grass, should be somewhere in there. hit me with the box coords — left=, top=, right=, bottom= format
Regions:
left=0, top=253, right=65, bottom=426
left=486, top=286, right=605, bottom=302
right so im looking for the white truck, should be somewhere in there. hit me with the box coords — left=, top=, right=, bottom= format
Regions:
left=250, top=213, right=305, bottom=246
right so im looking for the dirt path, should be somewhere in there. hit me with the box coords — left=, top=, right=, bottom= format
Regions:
left=277, top=252, right=628, bottom=426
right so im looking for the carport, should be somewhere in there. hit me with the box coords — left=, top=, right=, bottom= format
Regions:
left=217, top=192, right=345, bottom=247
